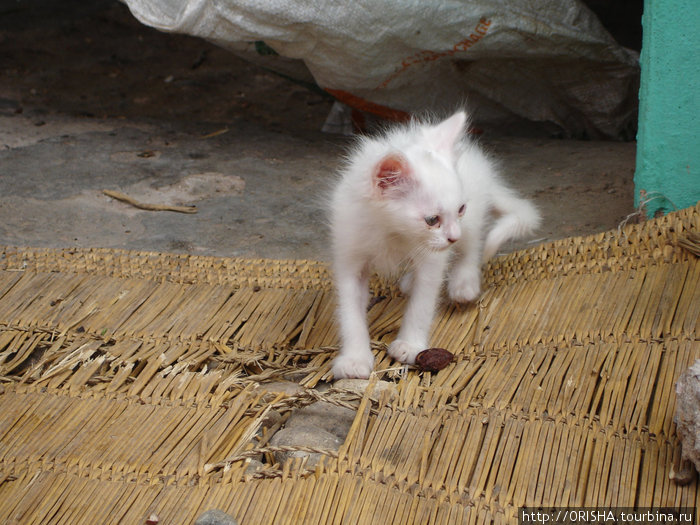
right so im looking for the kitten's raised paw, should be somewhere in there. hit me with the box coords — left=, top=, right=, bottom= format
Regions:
left=447, top=267, right=482, bottom=303
left=388, top=339, right=422, bottom=365
left=332, top=352, right=375, bottom=379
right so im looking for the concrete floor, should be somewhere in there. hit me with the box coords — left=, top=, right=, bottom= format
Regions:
left=0, top=0, right=637, bottom=262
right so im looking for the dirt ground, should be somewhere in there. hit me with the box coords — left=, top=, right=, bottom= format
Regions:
left=0, top=0, right=637, bottom=261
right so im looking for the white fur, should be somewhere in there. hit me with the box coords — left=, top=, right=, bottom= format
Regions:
left=330, top=111, right=541, bottom=379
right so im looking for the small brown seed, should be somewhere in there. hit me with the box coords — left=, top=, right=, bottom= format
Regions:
left=415, top=348, right=454, bottom=372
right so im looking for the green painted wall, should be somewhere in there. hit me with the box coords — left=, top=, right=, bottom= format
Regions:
left=635, top=0, right=700, bottom=216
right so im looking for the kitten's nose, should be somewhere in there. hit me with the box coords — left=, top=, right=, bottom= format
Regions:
left=446, top=224, right=461, bottom=244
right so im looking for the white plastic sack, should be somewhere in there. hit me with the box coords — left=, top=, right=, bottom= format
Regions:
left=123, top=0, right=639, bottom=139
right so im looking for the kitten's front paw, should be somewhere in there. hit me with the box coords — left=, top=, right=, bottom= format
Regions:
left=388, top=339, right=422, bottom=365
left=332, top=352, right=375, bottom=379
left=448, top=266, right=482, bottom=303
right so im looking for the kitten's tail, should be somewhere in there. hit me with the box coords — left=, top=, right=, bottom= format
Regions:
left=483, top=190, right=541, bottom=261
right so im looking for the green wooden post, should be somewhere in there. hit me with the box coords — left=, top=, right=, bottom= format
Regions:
left=634, top=0, right=700, bottom=216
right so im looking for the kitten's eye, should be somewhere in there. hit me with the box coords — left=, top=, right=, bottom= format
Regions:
left=458, top=204, right=466, bottom=216
left=424, top=215, right=440, bottom=227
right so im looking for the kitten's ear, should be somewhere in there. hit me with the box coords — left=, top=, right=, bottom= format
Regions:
left=426, top=111, right=466, bottom=153
left=374, top=154, right=411, bottom=196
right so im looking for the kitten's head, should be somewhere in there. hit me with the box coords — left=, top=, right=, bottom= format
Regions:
left=369, top=112, right=467, bottom=252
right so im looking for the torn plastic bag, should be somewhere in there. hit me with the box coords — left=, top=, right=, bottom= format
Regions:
left=122, top=0, right=639, bottom=139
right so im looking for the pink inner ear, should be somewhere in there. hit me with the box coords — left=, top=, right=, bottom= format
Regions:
left=375, top=154, right=407, bottom=190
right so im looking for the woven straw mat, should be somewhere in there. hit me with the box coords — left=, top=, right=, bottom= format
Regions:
left=0, top=203, right=698, bottom=524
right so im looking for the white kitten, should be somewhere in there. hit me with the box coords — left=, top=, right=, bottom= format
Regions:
left=330, top=111, right=540, bottom=379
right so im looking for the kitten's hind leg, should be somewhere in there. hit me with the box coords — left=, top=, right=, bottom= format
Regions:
left=483, top=191, right=540, bottom=261
left=388, top=253, right=448, bottom=364
left=331, top=262, right=375, bottom=379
